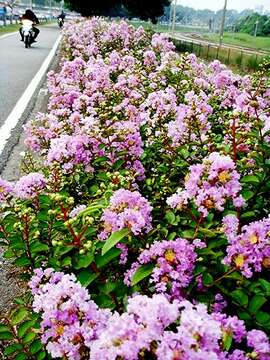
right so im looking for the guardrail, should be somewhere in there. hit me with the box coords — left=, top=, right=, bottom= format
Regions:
left=171, top=37, right=270, bottom=72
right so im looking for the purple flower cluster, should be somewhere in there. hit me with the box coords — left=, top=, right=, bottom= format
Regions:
left=223, top=214, right=270, bottom=277
left=29, top=268, right=110, bottom=360
left=124, top=238, right=204, bottom=300
left=30, top=269, right=270, bottom=360
left=99, top=189, right=152, bottom=240
left=167, top=90, right=213, bottom=147
left=167, top=152, right=245, bottom=217
left=24, top=19, right=172, bottom=179
left=0, top=178, right=13, bottom=202
left=14, top=172, right=47, bottom=200
left=90, top=294, right=179, bottom=360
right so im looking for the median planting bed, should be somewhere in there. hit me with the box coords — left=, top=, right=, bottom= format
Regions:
left=0, top=18, right=270, bottom=359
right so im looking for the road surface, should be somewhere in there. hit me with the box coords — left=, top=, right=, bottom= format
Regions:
left=0, top=23, right=60, bottom=171
left=0, top=23, right=59, bottom=127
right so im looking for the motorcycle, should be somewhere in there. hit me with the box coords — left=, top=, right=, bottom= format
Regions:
left=21, top=19, right=35, bottom=48
left=58, top=18, right=64, bottom=28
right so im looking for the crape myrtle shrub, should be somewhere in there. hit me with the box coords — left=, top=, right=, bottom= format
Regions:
left=0, top=18, right=270, bottom=359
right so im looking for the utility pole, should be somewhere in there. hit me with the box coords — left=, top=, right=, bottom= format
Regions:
left=168, top=3, right=173, bottom=32
left=171, top=0, right=177, bottom=35
left=29, top=0, right=33, bottom=10
left=219, top=0, right=227, bottom=46
left=254, top=20, right=259, bottom=37
left=49, top=0, right=52, bottom=20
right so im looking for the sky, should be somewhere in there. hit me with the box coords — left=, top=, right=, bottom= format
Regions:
left=177, top=0, right=270, bottom=12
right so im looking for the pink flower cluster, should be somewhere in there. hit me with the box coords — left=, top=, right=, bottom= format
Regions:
left=99, top=189, right=152, bottom=240
left=29, top=268, right=111, bottom=360
left=14, top=172, right=47, bottom=200
left=167, top=90, right=213, bottom=147
left=124, top=238, right=204, bottom=300
left=0, top=178, right=13, bottom=202
left=223, top=214, right=270, bottom=278
left=30, top=269, right=270, bottom=360
left=23, top=19, right=176, bottom=179
left=167, top=152, right=245, bottom=217
left=90, top=294, right=179, bottom=360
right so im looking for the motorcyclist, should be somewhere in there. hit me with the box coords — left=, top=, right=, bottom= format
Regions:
left=19, top=9, right=40, bottom=42
left=57, top=10, right=65, bottom=22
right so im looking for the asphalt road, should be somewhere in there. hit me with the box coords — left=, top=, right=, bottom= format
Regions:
left=0, top=23, right=60, bottom=128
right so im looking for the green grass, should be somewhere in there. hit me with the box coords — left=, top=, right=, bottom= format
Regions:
left=0, top=23, right=20, bottom=35
left=0, top=20, right=57, bottom=36
left=128, top=20, right=208, bottom=34
left=128, top=20, right=270, bottom=53
left=202, top=32, right=270, bottom=52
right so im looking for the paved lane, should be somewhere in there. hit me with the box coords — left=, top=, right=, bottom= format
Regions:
left=0, top=23, right=60, bottom=127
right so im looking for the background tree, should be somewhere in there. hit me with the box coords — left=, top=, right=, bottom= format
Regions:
left=236, top=13, right=270, bottom=36
left=65, top=0, right=170, bottom=22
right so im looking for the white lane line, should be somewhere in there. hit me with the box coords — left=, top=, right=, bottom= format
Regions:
left=0, top=35, right=61, bottom=156
left=0, top=31, right=17, bottom=39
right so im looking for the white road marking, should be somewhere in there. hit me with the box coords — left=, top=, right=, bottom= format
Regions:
left=0, top=35, right=61, bottom=156
left=0, top=31, right=17, bottom=40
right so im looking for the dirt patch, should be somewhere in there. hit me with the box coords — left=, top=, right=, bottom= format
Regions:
left=0, top=48, right=62, bottom=318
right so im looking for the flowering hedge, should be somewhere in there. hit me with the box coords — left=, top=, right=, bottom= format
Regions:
left=0, top=18, right=270, bottom=359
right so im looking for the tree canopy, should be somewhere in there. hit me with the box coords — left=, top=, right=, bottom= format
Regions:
left=65, top=0, right=170, bottom=23
left=236, top=13, right=270, bottom=36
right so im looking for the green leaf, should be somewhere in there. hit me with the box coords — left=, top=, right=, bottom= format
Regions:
left=74, top=252, right=94, bottom=270
left=256, top=311, right=270, bottom=324
left=202, top=273, right=213, bottom=286
left=11, top=308, right=28, bottom=326
left=231, top=289, right=249, bottom=307
left=241, top=211, right=256, bottom=219
left=193, top=265, right=207, bottom=276
left=0, top=331, right=13, bottom=340
left=61, top=256, right=72, bottom=267
left=23, top=331, right=36, bottom=344
left=102, top=228, right=129, bottom=256
left=94, top=294, right=115, bottom=309
left=4, top=343, right=23, bottom=356
left=199, top=227, right=217, bottom=238
left=167, top=232, right=177, bottom=240
left=30, top=243, right=49, bottom=254
left=258, top=279, right=270, bottom=294
left=15, top=353, right=28, bottom=360
left=0, top=324, right=10, bottom=332
left=241, top=175, right=260, bottom=184
left=78, top=204, right=103, bottom=217
left=29, top=339, right=43, bottom=354
left=18, top=320, right=36, bottom=338
left=181, top=229, right=194, bottom=239
left=96, top=248, right=121, bottom=268
left=3, top=248, right=15, bottom=259
left=77, top=270, right=99, bottom=287
left=248, top=295, right=267, bottom=313
left=112, top=159, right=125, bottom=169
left=15, top=255, right=32, bottom=267
left=131, top=264, right=155, bottom=286
left=37, top=351, right=47, bottom=360
left=242, top=190, right=254, bottom=201
left=165, top=211, right=176, bottom=225
left=97, top=281, right=116, bottom=295
left=222, top=333, right=233, bottom=351
left=54, top=245, right=75, bottom=257
left=160, top=227, right=168, bottom=237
